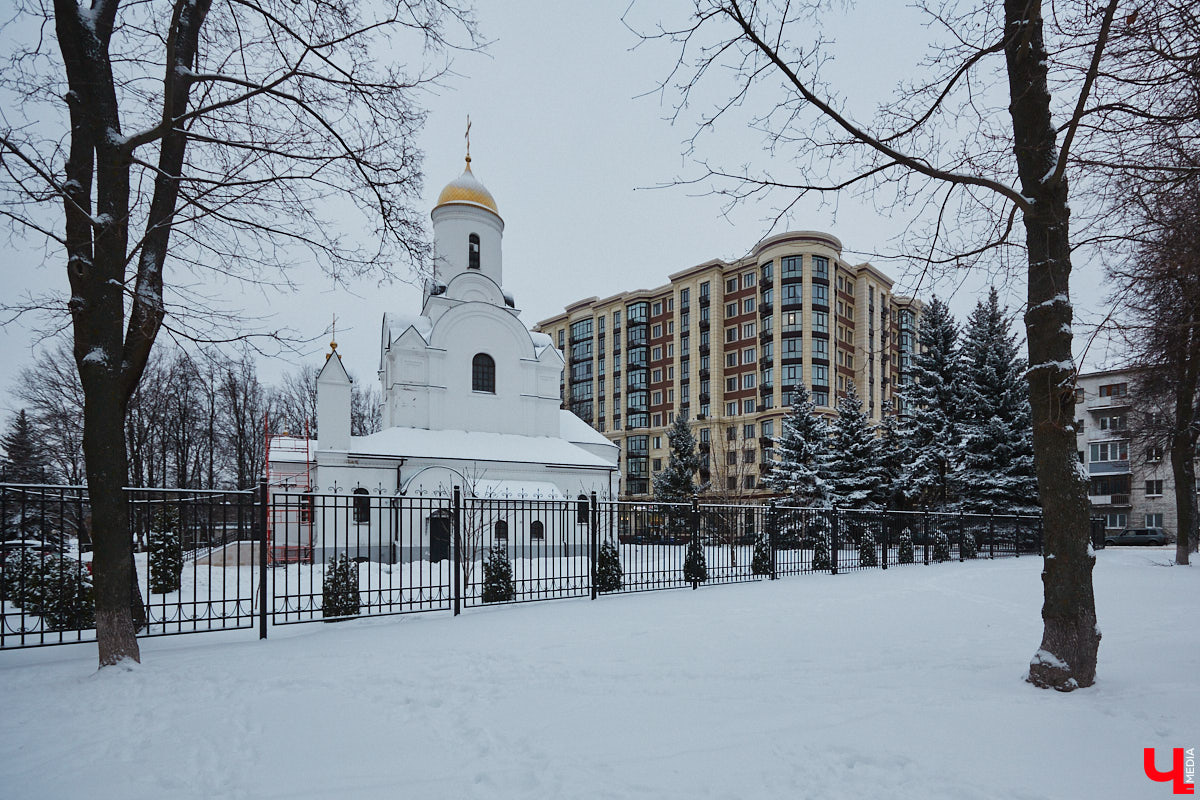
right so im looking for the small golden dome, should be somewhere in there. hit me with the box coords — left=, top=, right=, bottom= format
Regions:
left=434, top=158, right=499, bottom=216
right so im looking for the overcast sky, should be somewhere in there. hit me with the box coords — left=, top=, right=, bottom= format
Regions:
left=0, top=0, right=1125, bottom=420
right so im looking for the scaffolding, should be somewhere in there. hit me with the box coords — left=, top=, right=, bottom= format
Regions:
left=264, top=416, right=315, bottom=564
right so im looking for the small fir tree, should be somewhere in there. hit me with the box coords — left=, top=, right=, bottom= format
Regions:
left=858, top=527, right=878, bottom=567
left=682, top=538, right=707, bottom=586
left=960, top=530, right=977, bottom=559
left=654, top=414, right=702, bottom=540
left=811, top=531, right=832, bottom=571
left=2, top=551, right=94, bottom=631
left=481, top=545, right=516, bottom=602
left=322, top=554, right=360, bottom=619
left=875, top=401, right=914, bottom=509
left=822, top=384, right=885, bottom=509
left=751, top=530, right=772, bottom=576
left=897, top=529, right=915, bottom=564
left=765, top=385, right=831, bottom=507
left=594, top=539, right=623, bottom=593
left=148, top=505, right=183, bottom=594
left=932, top=532, right=951, bottom=563
left=0, top=410, right=51, bottom=484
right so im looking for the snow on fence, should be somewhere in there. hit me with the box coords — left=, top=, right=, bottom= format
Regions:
left=0, top=482, right=1044, bottom=649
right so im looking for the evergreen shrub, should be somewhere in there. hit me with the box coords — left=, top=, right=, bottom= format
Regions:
left=482, top=545, right=516, bottom=603
left=322, top=553, right=360, bottom=619
left=933, top=532, right=951, bottom=563
left=751, top=532, right=772, bottom=576
left=595, top=539, right=623, bottom=592
left=898, top=529, right=915, bottom=564
left=682, top=538, right=707, bottom=585
left=148, top=505, right=183, bottom=594
left=960, top=531, right=977, bottom=559
left=858, top=528, right=878, bottom=567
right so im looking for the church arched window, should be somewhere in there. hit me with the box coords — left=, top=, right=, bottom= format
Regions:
left=472, top=353, right=495, bottom=393
left=494, top=520, right=508, bottom=542
left=530, top=520, right=545, bottom=542
left=353, top=487, right=370, bottom=524
left=576, top=494, right=589, bottom=525
left=468, top=233, right=481, bottom=270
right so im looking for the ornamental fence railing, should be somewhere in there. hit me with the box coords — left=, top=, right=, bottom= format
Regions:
left=0, top=481, right=1050, bottom=650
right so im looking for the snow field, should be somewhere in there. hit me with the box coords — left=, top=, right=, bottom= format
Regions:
left=0, top=548, right=1194, bottom=799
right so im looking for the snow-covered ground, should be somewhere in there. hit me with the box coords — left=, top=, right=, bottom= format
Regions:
left=0, top=548, right=1194, bottom=799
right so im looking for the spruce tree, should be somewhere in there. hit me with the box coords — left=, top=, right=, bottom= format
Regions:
left=481, top=545, right=516, bottom=602
left=594, top=539, right=623, bottom=593
left=654, top=414, right=701, bottom=539
left=897, top=529, right=915, bottom=564
left=875, top=401, right=914, bottom=509
left=932, top=532, right=951, bottom=563
left=822, top=384, right=884, bottom=509
left=682, top=538, right=707, bottom=586
left=896, top=297, right=963, bottom=509
left=858, top=527, right=878, bottom=567
left=148, top=505, right=183, bottom=594
left=1, top=410, right=50, bottom=484
left=322, top=554, right=361, bottom=618
left=765, top=384, right=831, bottom=507
left=956, top=288, right=1039, bottom=513
left=751, top=530, right=772, bottom=576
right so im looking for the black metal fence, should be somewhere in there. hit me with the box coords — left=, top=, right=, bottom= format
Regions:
left=1, top=481, right=1043, bottom=649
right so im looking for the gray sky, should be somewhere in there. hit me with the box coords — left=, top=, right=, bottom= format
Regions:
left=0, top=0, right=1124, bottom=420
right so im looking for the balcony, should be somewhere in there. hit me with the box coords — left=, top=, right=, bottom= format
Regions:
left=760, top=303, right=773, bottom=317
left=699, top=319, right=710, bottom=331
left=699, top=392, right=711, bottom=404
left=699, top=367, right=710, bottom=380
left=1088, top=461, right=1131, bottom=476
left=759, top=435, right=773, bottom=448
left=1089, top=494, right=1132, bottom=506
left=699, top=294, right=710, bottom=307
left=698, top=440, right=710, bottom=453
left=1087, top=395, right=1132, bottom=411
left=760, top=330, right=773, bottom=344
left=759, top=355, right=772, bottom=368
left=699, top=344, right=710, bottom=356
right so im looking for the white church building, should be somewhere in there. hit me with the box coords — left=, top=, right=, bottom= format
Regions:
left=267, top=154, right=620, bottom=562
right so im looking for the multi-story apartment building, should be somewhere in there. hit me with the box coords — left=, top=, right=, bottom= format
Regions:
left=1076, top=368, right=1185, bottom=538
left=537, top=230, right=920, bottom=498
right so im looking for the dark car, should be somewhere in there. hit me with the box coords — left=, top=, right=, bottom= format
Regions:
left=1104, top=527, right=1168, bottom=546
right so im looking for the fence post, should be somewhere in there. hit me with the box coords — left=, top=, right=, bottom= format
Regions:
left=989, top=507, right=995, bottom=559
left=1014, top=513, right=1021, bottom=559
left=768, top=501, right=778, bottom=581
left=452, top=486, right=462, bottom=617
left=690, top=496, right=700, bottom=590
left=257, top=478, right=268, bottom=640
left=923, top=507, right=930, bottom=566
left=881, top=511, right=888, bottom=570
left=590, top=491, right=599, bottom=600
left=958, top=509, right=965, bottom=562
left=830, top=508, right=840, bottom=576
left=1037, top=514, right=1044, bottom=556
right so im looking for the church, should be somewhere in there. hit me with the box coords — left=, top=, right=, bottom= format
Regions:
left=266, top=151, right=620, bottom=562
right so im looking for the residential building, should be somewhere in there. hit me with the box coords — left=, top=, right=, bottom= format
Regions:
left=1075, top=368, right=1184, bottom=538
left=537, top=231, right=920, bottom=498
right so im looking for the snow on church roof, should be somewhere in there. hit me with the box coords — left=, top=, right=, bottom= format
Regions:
left=558, top=410, right=618, bottom=451
left=347, top=425, right=616, bottom=469
left=383, top=312, right=433, bottom=345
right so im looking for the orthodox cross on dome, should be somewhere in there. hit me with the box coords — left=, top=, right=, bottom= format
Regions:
left=327, top=314, right=338, bottom=360
left=465, top=115, right=472, bottom=165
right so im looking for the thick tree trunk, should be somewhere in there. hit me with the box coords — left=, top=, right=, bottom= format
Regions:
left=1170, top=307, right=1199, bottom=565
left=82, top=378, right=140, bottom=666
left=1005, top=0, right=1100, bottom=690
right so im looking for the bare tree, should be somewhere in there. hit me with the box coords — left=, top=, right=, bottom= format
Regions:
left=13, top=344, right=87, bottom=486
left=1109, top=181, right=1200, bottom=566
left=700, top=414, right=761, bottom=567
left=627, top=0, right=1189, bottom=689
left=0, top=0, right=475, bottom=666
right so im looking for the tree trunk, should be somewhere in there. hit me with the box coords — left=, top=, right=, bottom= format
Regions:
left=1005, top=0, right=1099, bottom=690
left=1170, top=300, right=1199, bottom=565
left=82, top=377, right=141, bottom=666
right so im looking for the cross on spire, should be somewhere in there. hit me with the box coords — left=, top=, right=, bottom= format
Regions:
left=465, top=115, right=472, bottom=165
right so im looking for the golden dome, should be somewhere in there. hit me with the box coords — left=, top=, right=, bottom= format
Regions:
left=434, top=158, right=499, bottom=216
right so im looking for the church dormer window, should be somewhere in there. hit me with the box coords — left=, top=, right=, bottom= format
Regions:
left=468, top=233, right=481, bottom=269
left=472, top=353, right=495, bottom=393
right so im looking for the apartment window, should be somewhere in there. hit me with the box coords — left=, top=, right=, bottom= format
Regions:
left=742, top=373, right=756, bottom=389
left=726, top=302, right=738, bottom=317
left=680, top=288, right=690, bottom=306
left=668, top=298, right=674, bottom=311
left=782, top=256, right=802, bottom=279
left=726, top=327, right=739, bottom=343
left=614, top=310, right=621, bottom=325
left=743, top=399, right=756, bottom=413
left=812, top=256, right=829, bottom=278
left=668, top=321, right=674, bottom=335
left=813, top=311, right=829, bottom=333
left=726, top=277, right=739, bottom=293
left=652, top=301, right=662, bottom=316
left=812, top=390, right=829, bottom=407
left=1146, top=513, right=1164, bottom=528
left=652, top=413, right=662, bottom=426
left=812, top=284, right=829, bottom=306
left=1098, top=382, right=1128, bottom=397
left=743, top=448, right=755, bottom=464
left=652, top=391, right=663, bottom=405
left=1089, top=441, right=1129, bottom=462
left=760, top=420, right=774, bottom=437
left=649, top=369, right=660, bottom=383
left=652, top=324, right=662, bottom=338
left=1147, top=444, right=1164, bottom=462
left=812, top=365, right=828, bottom=385
left=353, top=488, right=370, bottom=524
left=761, top=261, right=773, bottom=281
left=1099, top=415, right=1127, bottom=431
left=1145, top=480, right=1164, bottom=496
left=667, top=366, right=674, bottom=379
left=742, top=347, right=755, bottom=363
left=743, top=423, right=755, bottom=439
left=812, top=339, right=828, bottom=358
left=741, top=322, right=756, bottom=338
left=782, top=283, right=802, bottom=306
left=782, top=311, right=802, bottom=334
left=652, top=458, right=662, bottom=472
left=726, top=426, right=737, bottom=442
left=743, top=298, right=756, bottom=314
left=726, top=402, right=738, bottom=416
left=726, top=353, right=738, bottom=367
left=652, top=346, right=663, bottom=360
left=742, top=272, right=756, bottom=288
left=700, top=281, right=710, bottom=299
left=726, top=377, right=738, bottom=392
left=1104, top=512, right=1127, bottom=529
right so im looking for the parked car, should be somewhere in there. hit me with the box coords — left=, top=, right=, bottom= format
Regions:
left=0, top=539, right=56, bottom=565
left=1104, top=527, right=1168, bottom=546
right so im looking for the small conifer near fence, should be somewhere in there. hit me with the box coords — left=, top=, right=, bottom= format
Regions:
left=482, top=545, right=516, bottom=602
left=595, top=539, right=623, bottom=592
left=933, top=532, right=951, bottom=563
left=148, top=505, right=183, bottom=594
left=961, top=531, right=977, bottom=559
left=812, top=533, right=832, bottom=571
left=859, top=529, right=878, bottom=567
left=683, top=538, right=707, bottom=586
left=322, top=554, right=360, bottom=619
left=898, top=529, right=916, bottom=564
left=751, top=531, right=772, bottom=576
left=1, top=551, right=94, bottom=631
